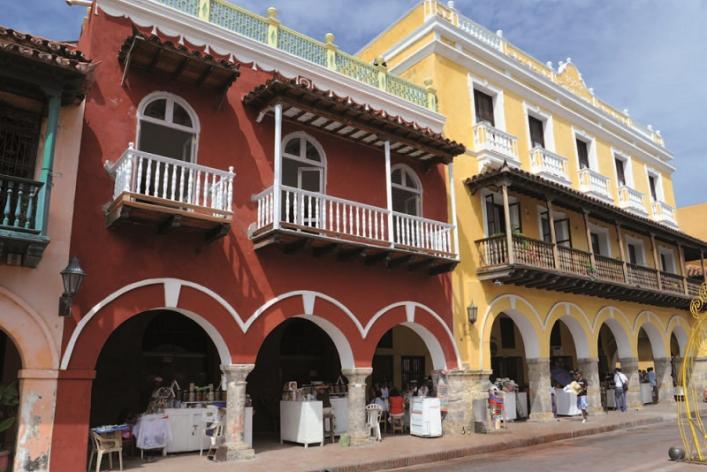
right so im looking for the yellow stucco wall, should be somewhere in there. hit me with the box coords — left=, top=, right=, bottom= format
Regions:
left=361, top=0, right=694, bottom=375
left=677, top=203, right=707, bottom=240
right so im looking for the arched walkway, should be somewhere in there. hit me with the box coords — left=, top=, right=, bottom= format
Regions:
left=593, top=307, right=634, bottom=360
left=544, top=302, right=592, bottom=360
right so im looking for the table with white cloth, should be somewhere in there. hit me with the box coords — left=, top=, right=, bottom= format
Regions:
left=554, top=388, right=580, bottom=416
left=133, top=414, right=172, bottom=455
left=640, top=383, right=654, bottom=404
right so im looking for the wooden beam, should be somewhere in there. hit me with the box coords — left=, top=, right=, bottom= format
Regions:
left=501, top=181, right=515, bottom=264
left=337, top=246, right=364, bottom=261
left=157, top=214, right=181, bottom=234
left=677, top=243, right=689, bottom=295
left=407, top=257, right=435, bottom=271
left=361, top=249, right=389, bottom=266
left=429, top=261, right=457, bottom=275
left=582, top=210, right=596, bottom=271
left=171, top=56, right=189, bottom=80
left=385, top=253, right=412, bottom=269
left=615, top=223, right=628, bottom=284
left=311, top=243, right=337, bottom=258
left=282, top=238, right=308, bottom=254
left=205, top=223, right=229, bottom=242
left=196, top=65, right=214, bottom=87
left=546, top=198, right=559, bottom=269
left=649, top=233, right=663, bottom=291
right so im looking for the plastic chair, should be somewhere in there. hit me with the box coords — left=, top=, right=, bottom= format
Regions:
left=200, top=422, right=223, bottom=459
left=88, top=431, right=123, bottom=472
left=365, top=404, right=382, bottom=441
left=390, top=413, right=405, bottom=434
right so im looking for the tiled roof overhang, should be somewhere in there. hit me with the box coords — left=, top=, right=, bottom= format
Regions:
left=465, top=164, right=707, bottom=258
left=118, top=30, right=239, bottom=93
left=243, top=74, right=465, bottom=165
left=0, top=26, right=92, bottom=104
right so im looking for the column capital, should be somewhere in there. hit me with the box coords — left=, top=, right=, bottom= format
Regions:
left=526, top=357, right=550, bottom=366
left=576, top=357, right=599, bottom=364
left=343, top=367, right=372, bottom=385
left=619, top=357, right=639, bottom=367
left=221, top=364, right=254, bottom=382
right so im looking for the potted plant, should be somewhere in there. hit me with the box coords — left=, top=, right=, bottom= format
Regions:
left=0, top=382, right=19, bottom=472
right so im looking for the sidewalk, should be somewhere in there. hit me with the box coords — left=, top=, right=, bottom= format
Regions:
left=123, top=403, right=688, bottom=472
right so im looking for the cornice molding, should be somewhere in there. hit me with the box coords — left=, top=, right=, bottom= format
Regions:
left=384, top=18, right=675, bottom=171
left=97, top=0, right=446, bottom=132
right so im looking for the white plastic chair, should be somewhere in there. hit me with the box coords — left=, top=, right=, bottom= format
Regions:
left=88, top=431, right=123, bottom=472
left=366, top=404, right=383, bottom=441
left=200, top=422, right=223, bottom=459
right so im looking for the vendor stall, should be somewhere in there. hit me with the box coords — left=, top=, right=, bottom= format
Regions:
left=280, top=400, right=323, bottom=447
left=501, top=391, right=516, bottom=421
left=516, top=392, right=529, bottom=419
left=410, top=397, right=442, bottom=437
left=605, top=388, right=617, bottom=409
left=554, top=388, right=580, bottom=416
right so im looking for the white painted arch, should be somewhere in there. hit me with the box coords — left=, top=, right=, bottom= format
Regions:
left=634, top=311, right=667, bottom=359
left=295, top=314, right=355, bottom=370
left=667, top=315, right=690, bottom=357
left=544, top=302, right=592, bottom=359
left=594, top=306, right=633, bottom=359
left=480, top=294, right=543, bottom=367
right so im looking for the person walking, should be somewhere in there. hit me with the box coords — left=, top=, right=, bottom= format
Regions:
left=614, top=368, right=628, bottom=412
left=574, top=371, right=589, bottom=423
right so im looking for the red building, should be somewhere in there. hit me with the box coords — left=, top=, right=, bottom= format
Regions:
left=52, top=0, right=464, bottom=469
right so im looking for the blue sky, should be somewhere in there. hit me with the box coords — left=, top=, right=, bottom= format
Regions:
left=3, top=0, right=705, bottom=206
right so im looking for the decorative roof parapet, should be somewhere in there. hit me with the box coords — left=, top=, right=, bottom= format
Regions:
left=423, top=0, right=665, bottom=148
left=153, top=0, right=436, bottom=111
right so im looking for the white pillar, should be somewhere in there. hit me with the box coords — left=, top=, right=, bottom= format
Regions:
left=272, top=103, right=283, bottom=230
left=384, top=140, right=394, bottom=246
left=448, top=161, right=459, bottom=257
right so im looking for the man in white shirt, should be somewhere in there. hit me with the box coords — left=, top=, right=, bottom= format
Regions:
left=614, top=368, right=629, bottom=412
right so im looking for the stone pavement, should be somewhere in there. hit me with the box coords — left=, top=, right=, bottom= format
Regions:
left=121, top=403, right=690, bottom=472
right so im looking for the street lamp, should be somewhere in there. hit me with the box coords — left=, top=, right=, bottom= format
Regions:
left=59, top=256, right=86, bottom=316
left=467, top=301, right=478, bottom=324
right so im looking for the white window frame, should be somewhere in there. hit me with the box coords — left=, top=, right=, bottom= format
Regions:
left=611, top=149, right=634, bottom=188
left=480, top=189, right=519, bottom=237
left=281, top=131, right=327, bottom=193
left=468, top=74, right=506, bottom=130
left=588, top=223, right=612, bottom=257
left=658, top=245, right=677, bottom=274
left=136, top=91, right=200, bottom=162
left=523, top=102, right=555, bottom=152
left=391, top=163, right=423, bottom=216
left=645, top=167, right=664, bottom=202
left=572, top=127, right=598, bottom=172
left=624, top=234, right=646, bottom=266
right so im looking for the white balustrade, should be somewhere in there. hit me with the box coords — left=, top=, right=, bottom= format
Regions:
left=457, top=16, right=503, bottom=50
left=108, top=146, right=235, bottom=215
left=252, top=185, right=457, bottom=258
left=617, top=185, right=646, bottom=215
left=473, top=122, right=519, bottom=164
left=577, top=168, right=610, bottom=200
left=651, top=200, right=678, bottom=227
left=530, top=146, right=569, bottom=183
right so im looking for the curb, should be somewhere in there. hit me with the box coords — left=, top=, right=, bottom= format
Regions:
left=318, top=416, right=664, bottom=472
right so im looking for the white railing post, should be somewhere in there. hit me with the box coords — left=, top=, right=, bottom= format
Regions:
left=384, top=139, right=394, bottom=246
left=448, top=161, right=459, bottom=258
left=273, top=103, right=283, bottom=230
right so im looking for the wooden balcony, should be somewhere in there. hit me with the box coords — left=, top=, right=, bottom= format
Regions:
left=250, top=185, right=458, bottom=274
left=105, top=146, right=234, bottom=240
left=476, top=234, right=698, bottom=308
left=0, top=174, right=48, bottom=267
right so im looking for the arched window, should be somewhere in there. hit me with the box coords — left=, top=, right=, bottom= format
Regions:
left=391, top=164, right=422, bottom=216
left=281, top=132, right=326, bottom=193
left=137, top=92, right=199, bottom=162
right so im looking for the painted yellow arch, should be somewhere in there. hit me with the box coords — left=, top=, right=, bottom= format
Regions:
left=666, top=314, right=691, bottom=356
left=544, top=301, right=593, bottom=359
left=479, top=293, right=544, bottom=369
left=592, top=306, right=635, bottom=359
left=633, top=310, right=669, bottom=359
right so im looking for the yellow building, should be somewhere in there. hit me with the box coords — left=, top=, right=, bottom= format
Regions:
left=361, top=0, right=707, bottom=426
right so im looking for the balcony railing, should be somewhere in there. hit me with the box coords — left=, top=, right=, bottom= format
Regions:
left=473, top=122, right=519, bottom=166
left=617, top=185, right=646, bottom=215
left=108, top=146, right=235, bottom=217
left=530, top=147, right=569, bottom=183
left=0, top=175, right=42, bottom=234
left=252, top=185, right=457, bottom=259
left=476, top=234, right=693, bottom=298
left=651, top=200, right=678, bottom=227
left=155, top=0, right=434, bottom=110
left=578, top=168, right=611, bottom=200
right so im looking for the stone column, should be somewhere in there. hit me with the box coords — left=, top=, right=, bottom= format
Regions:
left=576, top=358, right=605, bottom=415
left=527, top=358, right=554, bottom=421
left=443, top=369, right=490, bottom=435
left=215, top=364, right=255, bottom=462
left=15, top=369, right=59, bottom=472
left=343, top=368, right=372, bottom=446
left=654, top=357, right=674, bottom=404
left=620, top=357, right=642, bottom=410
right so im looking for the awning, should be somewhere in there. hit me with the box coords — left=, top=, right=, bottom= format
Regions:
left=243, top=74, right=465, bottom=164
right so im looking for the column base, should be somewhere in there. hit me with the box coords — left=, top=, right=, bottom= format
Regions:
left=442, top=369, right=491, bottom=436
left=214, top=443, right=255, bottom=462
left=349, top=434, right=373, bottom=446
left=529, top=411, right=555, bottom=422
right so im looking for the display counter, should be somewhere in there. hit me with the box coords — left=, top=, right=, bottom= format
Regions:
left=605, top=388, right=617, bottom=409
left=554, top=388, right=580, bottom=416
left=516, top=392, right=529, bottom=419
left=501, top=392, right=516, bottom=421
left=280, top=400, right=323, bottom=447
left=330, top=396, right=348, bottom=435
left=162, top=406, right=252, bottom=453
left=410, top=397, right=442, bottom=437
left=640, top=383, right=654, bottom=404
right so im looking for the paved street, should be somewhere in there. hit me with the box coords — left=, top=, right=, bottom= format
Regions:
left=393, top=422, right=699, bottom=472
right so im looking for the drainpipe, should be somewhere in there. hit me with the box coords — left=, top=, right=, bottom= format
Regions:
left=35, top=92, right=62, bottom=236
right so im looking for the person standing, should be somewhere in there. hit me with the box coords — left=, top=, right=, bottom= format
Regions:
left=646, top=367, right=657, bottom=403
left=614, top=368, right=629, bottom=412
left=574, top=372, right=589, bottom=423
